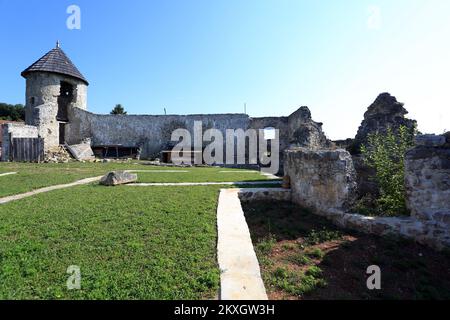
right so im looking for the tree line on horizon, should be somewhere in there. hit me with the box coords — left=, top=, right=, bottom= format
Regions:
left=0, top=102, right=25, bottom=121
left=1, top=102, right=128, bottom=120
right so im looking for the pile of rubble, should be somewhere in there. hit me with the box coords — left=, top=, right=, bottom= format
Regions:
left=44, top=146, right=73, bottom=163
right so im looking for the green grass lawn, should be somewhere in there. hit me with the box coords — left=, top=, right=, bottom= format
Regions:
left=0, top=184, right=221, bottom=300
left=0, top=162, right=142, bottom=197
left=0, top=162, right=275, bottom=198
left=0, top=162, right=280, bottom=299
left=136, top=167, right=275, bottom=183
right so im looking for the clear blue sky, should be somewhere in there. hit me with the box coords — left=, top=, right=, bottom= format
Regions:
left=1, top=0, right=449, bottom=139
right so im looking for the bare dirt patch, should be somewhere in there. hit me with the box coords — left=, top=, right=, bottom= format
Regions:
left=242, top=200, right=450, bottom=300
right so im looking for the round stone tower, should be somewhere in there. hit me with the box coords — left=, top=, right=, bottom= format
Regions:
left=21, top=42, right=89, bottom=149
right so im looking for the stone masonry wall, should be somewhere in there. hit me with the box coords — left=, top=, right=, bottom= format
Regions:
left=351, top=93, right=417, bottom=197
left=1, top=123, right=39, bottom=161
left=287, top=107, right=333, bottom=149
left=25, top=72, right=87, bottom=150
left=405, top=133, right=450, bottom=228
left=353, top=93, right=416, bottom=152
left=67, top=106, right=329, bottom=164
left=284, top=144, right=450, bottom=250
left=249, top=116, right=289, bottom=174
left=67, top=108, right=251, bottom=159
left=284, top=148, right=357, bottom=211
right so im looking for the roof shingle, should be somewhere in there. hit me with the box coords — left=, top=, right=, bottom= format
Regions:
left=21, top=46, right=88, bottom=85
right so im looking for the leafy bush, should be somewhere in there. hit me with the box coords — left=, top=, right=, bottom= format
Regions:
left=360, top=125, right=415, bottom=216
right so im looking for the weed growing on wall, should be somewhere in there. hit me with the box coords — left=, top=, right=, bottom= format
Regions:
left=360, top=125, right=416, bottom=216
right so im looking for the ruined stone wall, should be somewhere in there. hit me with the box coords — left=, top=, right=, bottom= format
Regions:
left=405, top=133, right=450, bottom=228
left=249, top=116, right=289, bottom=173
left=25, top=72, right=87, bottom=150
left=67, top=108, right=251, bottom=159
left=1, top=123, right=39, bottom=161
left=287, top=107, right=333, bottom=149
left=353, top=93, right=416, bottom=153
left=67, top=106, right=327, bottom=166
left=283, top=142, right=450, bottom=249
left=351, top=93, right=417, bottom=197
left=284, top=148, right=357, bottom=211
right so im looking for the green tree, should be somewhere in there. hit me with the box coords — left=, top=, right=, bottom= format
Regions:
left=0, top=103, right=25, bottom=121
left=110, top=104, right=127, bottom=115
left=360, top=125, right=416, bottom=216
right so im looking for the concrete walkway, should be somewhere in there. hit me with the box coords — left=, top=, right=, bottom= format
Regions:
left=217, top=188, right=268, bottom=300
left=127, top=181, right=281, bottom=187
left=261, top=172, right=279, bottom=180
left=125, top=170, right=189, bottom=173
left=0, top=172, right=17, bottom=177
left=219, top=171, right=259, bottom=173
left=0, top=171, right=281, bottom=204
left=0, top=176, right=103, bottom=205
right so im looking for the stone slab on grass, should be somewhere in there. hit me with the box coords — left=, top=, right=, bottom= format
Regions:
left=66, top=143, right=95, bottom=161
left=100, top=171, right=138, bottom=186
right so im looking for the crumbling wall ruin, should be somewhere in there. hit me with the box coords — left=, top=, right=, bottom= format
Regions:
left=283, top=132, right=450, bottom=250
left=405, top=133, right=450, bottom=228
left=351, top=93, right=417, bottom=198
left=285, top=148, right=357, bottom=211
left=353, top=93, right=417, bottom=152
left=281, top=94, right=449, bottom=250
left=287, top=107, right=333, bottom=149
left=66, top=105, right=330, bottom=163
left=67, top=108, right=252, bottom=160
left=248, top=116, right=289, bottom=173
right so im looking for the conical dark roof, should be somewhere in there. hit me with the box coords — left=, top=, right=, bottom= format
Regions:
left=21, top=45, right=88, bottom=85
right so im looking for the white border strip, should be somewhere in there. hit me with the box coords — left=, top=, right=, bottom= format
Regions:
left=125, top=170, right=189, bottom=173
left=0, top=172, right=17, bottom=177
left=0, top=176, right=103, bottom=205
left=217, top=188, right=268, bottom=300
left=219, top=171, right=258, bottom=173
left=127, top=181, right=282, bottom=187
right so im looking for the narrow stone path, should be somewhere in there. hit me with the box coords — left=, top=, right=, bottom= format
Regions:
left=125, top=170, right=189, bottom=173
left=127, top=181, right=281, bottom=187
left=217, top=188, right=268, bottom=300
left=0, top=174, right=281, bottom=204
left=0, top=176, right=103, bottom=205
left=261, top=172, right=279, bottom=179
left=219, top=171, right=258, bottom=173
left=0, top=172, right=18, bottom=177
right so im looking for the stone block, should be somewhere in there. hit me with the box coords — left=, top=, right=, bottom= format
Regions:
left=66, top=143, right=95, bottom=161
left=405, top=144, right=450, bottom=225
left=99, top=171, right=137, bottom=186
left=415, top=134, right=446, bottom=147
left=285, top=148, right=357, bottom=211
